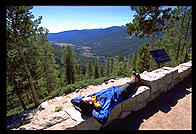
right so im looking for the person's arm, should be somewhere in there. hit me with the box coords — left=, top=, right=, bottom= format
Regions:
left=92, top=99, right=111, bottom=124
left=71, top=96, right=84, bottom=106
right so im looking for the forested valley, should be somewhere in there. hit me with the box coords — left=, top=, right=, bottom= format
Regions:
left=6, top=6, right=192, bottom=117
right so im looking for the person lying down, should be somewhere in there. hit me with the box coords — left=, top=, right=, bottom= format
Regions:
left=71, top=72, right=143, bottom=124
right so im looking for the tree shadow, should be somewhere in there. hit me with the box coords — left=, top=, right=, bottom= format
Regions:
left=101, top=74, right=192, bottom=130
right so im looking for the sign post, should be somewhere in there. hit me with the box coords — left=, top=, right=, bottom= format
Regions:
left=149, top=49, right=171, bottom=68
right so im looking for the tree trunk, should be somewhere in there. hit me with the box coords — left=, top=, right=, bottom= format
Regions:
left=151, top=31, right=156, bottom=50
left=184, top=46, right=190, bottom=62
left=150, top=31, right=156, bottom=69
left=45, top=65, right=52, bottom=93
left=176, top=9, right=186, bottom=61
left=43, top=52, right=52, bottom=93
left=181, top=16, right=191, bottom=56
left=15, top=85, right=27, bottom=110
left=175, top=38, right=181, bottom=61
left=17, top=45, right=40, bottom=107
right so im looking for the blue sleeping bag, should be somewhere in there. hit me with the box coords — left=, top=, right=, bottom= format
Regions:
left=71, top=86, right=125, bottom=124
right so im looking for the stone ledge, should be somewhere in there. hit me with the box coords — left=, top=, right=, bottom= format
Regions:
left=66, top=61, right=192, bottom=130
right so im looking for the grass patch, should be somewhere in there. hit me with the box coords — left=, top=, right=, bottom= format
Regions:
left=54, top=106, right=63, bottom=112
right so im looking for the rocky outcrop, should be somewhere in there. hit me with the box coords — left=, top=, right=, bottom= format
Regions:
left=9, top=61, right=192, bottom=130
left=67, top=61, right=192, bottom=130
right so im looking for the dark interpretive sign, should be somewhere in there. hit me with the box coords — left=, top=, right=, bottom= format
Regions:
left=149, top=49, right=171, bottom=64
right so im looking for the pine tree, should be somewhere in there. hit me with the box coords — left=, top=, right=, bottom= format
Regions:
left=110, top=57, right=115, bottom=75
left=113, top=54, right=128, bottom=77
left=117, top=54, right=124, bottom=63
left=104, top=57, right=110, bottom=77
left=156, top=6, right=192, bottom=67
left=6, top=48, right=28, bottom=110
left=92, top=62, right=99, bottom=79
left=74, top=62, right=83, bottom=82
left=98, top=64, right=104, bottom=77
left=61, top=45, right=75, bottom=84
left=37, top=27, right=60, bottom=93
left=126, top=6, right=172, bottom=68
left=113, top=61, right=128, bottom=77
left=131, top=51, right=137, bottom=71
left=85, top=61, right=92, bottom=80
left=136, top=43, right=151, bottom=73
left=127, top=53, right=133, bottom=73
left=6, top=6, right=41, bottom=107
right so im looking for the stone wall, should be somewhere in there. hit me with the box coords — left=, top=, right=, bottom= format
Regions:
left=68, top=61, right=192, bottom=130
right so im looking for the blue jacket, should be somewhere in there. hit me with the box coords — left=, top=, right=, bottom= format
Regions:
left=71, top=86, right=123, bottom=124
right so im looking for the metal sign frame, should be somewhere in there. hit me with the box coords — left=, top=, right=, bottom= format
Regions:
left=149, top=49, right=171, bottom=64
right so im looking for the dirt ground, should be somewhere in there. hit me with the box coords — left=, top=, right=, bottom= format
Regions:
left=102, top=74, right=192, bottom=130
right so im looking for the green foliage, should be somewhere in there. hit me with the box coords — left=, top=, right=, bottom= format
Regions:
left=104, top=57, right=110, bottom=77
left=6, top=6, right=43, bottom=109
left=126, top=6, right=172, bottom=69
left=61, top=45, right=75, bottom=84
left=44, top=76, right=114, bottom=104
left=54, top=106, right=63, bottom=112
left=92, top=62, right=99, bottom=79
left=117, top=54, right=124, bottom=63
left=7, top=6, right=192, bottom=118
left=112, top=54, right=129, bottom=77
left=74, top=63, right=83, bottom=82
left=85, top=61, right=92, bottom=80
left=98, top=65, right=104, bottom=77
left=6, top=6, right=61, bottom=115
left=136, top=43, right=151, bottom=73
left=48, top=26, right=158, bottom=57
left=126, top=6, right=171, bottom=40
left=156, top=6, right=192, bottom=67
left=127, top=51, right=137, bottom=72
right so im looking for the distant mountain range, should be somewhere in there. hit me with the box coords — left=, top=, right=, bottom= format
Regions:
left=48, top=26, right=163, bottom=57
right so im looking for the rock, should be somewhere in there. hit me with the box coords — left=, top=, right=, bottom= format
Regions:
left=133, top=86, right=150, bottom=105
left=118, top=111, right=131, bottom=119
left=38, top=101, right=48, bottom=111
left=9, top=61, right=192, bottom=130
left=55, top=97, right=62, bottom=101
left=108, top=79, right=115, bottom=83
left=121, top=96, right=136, bottom=112
left=174, top=61, right=192, bottom=84
left=38, top=111, right=69, bottom=129
left=45, top=118, right=77, bottom=130
left=108, top=103, right=122, bottom=122
left=64, top=107, right=86, bottom=123
left=148, top=90, right=162, bottom=102
left=132, top=101, right=147, bottom=111
left=72, top=117, right=102, bottom=130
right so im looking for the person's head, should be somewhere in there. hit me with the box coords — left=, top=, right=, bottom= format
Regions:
left=82, top=96, right=93, bottom=104
left=80, top=97, right=94, bottom=116
left=132, top=71, right=136, bottom=76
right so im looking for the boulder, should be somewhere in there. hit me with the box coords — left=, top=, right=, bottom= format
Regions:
left=174, top=61, right=192, bottom=84
left=38, top=111, right=69, bottom=129
left=72, top=117, right=102, bottom=130
left=108, top=103, right=122, bottom=122
left=38, top=101, right=48, bottom=111
left=121, top=96, right=136, bottom=112
left=118, top=111, right=132, bottom=119
left=133, top=86, right=150, bottom=104
left=132, top=101, right=147, bottom=111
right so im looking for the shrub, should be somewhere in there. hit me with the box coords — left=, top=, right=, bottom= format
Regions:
left=54, top=106, right=63, bottom=112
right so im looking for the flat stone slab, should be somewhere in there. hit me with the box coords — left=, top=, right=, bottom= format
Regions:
left=64, top=107, right=89, bottom=123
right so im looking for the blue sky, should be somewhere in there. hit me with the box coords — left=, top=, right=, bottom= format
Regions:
left=30, top=6, right=176, bottom=33
left=31, top=6, right=134, bottom=33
